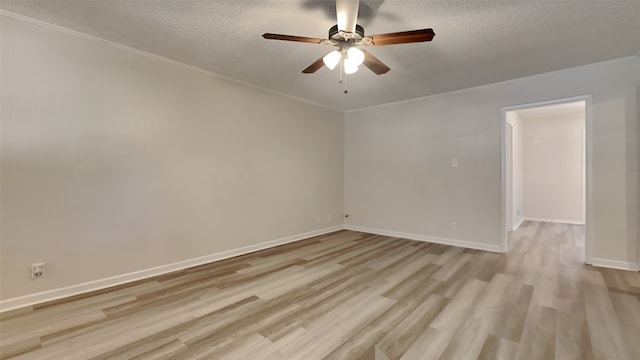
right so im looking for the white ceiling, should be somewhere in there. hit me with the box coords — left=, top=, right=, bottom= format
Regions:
left=2, top=0, right=640, bottom=111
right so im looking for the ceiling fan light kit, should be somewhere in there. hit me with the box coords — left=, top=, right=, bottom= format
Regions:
left=262, top=0, right=435, bottom=93
left=347, top=47, right=365, bottom=66
left=344, top=58, right=359, bottom=75
left=323, top=47, right=364, bottom=72
left=323, top=50, right=341, bottom=70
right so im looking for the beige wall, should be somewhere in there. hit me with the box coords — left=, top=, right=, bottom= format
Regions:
left=345, top=56, right=640, bottom=265
left=521, top=110, right=585, bottom=223
left=1, top=15, right=344, bottom=301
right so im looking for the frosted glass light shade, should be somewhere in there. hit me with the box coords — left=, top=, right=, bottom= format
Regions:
left=347, top=47, right=365, bottom=66
left=344, top=58, right=359, bottom=74
left=323, top=50, right=341, bottom=70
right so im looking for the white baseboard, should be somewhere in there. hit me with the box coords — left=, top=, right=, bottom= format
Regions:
left=0, top=225, right=345, bottom=313
left=522, top=217, right=585, bottom=225
left=590, top=258, right=640, bottom=272
left=344, top=225, right=504, bottom=253
left=511, top=217, right=524, bottom=231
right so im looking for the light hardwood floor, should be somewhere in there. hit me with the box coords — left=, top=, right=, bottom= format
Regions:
left=1, top=221, right=639, bottom=359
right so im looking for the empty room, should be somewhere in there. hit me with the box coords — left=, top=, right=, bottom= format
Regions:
left=1, top=1, right=639, bottom=359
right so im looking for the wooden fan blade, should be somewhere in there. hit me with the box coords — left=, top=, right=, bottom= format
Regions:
left=362, top=51, right=390, bottom=75
left=368, top=28, right=435, bottom=46
left=262, top=33, right=324, bottom=44
left=302, top=56, right=326, bottom=74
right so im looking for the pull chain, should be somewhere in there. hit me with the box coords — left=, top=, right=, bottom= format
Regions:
left=337, top=57, right=348, bottom=94
left=344, top=72, right=348, bottom=94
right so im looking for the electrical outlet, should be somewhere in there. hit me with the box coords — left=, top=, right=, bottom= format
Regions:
left=327, top=214, right=332, bottom=222
left=315, top=216, right=321, bottom=224
left=451, top=222, right=458, bottom=231
left=451, top=158, right=458, bottom=167
left=31, top=262, right=45, bottom=280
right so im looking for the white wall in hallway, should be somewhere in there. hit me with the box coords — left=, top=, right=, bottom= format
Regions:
left=520, top=107, right=585, bottom=224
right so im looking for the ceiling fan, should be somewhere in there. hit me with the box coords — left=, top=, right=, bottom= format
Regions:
left=262, top=0, right=435, bottom=92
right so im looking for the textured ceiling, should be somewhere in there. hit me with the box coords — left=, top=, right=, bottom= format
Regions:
left=2, top=0, right=640, bottom=111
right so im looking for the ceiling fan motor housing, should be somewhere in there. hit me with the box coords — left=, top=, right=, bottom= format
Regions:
left=329, top=24, right=365, bottom=42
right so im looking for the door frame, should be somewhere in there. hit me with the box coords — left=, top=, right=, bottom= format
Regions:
left=505, top=122, right=514, bottom=232
left=500, top=94, right=592, bottom=264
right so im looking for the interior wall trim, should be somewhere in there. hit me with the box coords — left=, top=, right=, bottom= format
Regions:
left=521, top=217, right=585, bottom=225
left=0, top=225, right=345, bottom=313
left=344, top=57, right=637, bottom=113
left=344, top=225, right=504, bottom=253
left=0, top=10, right=341, bottom=112
left=346, top=225, right=639, bottom=272
left=512, top=217, right=525, bottom=231
left=500, top=94, right=594, bottom=261
left=591, top=258, right=640, bottom=272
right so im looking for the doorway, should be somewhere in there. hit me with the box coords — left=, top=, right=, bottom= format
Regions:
left=501, top=95, right=592, bottom=264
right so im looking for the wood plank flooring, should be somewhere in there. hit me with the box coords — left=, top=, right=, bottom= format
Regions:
left=1, top=221, right=639, bottom=359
